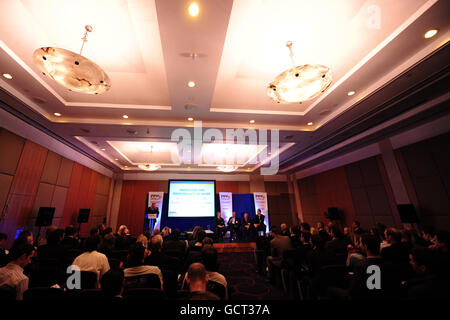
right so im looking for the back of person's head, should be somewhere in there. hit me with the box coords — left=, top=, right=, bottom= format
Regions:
left=187, top=262, right=207, bottom=286
left=300, top=222, right=311, bottom=232
left=329, top=226, right=343, bottom=239
left=117, top=225, right=127, bottom=236
left=161, top=227, right=171, bottom=238
left=361, top=234, right=381, bottom=255
left=291, top=225, right=301, bottom=236
left=270, top=226, right=280, bottom=236
left=136, top=234, right=148, bottom=248
left=197, top=230, right=207, bottom=243
left=152, top=228, right=160, bottom=236
left=64, top=226, right=77, bottom=237
left=385, top=227, right=401, bottom=243
left=375, top=222, right=387, bottom=239
left=47, top=228, right=64, bottom=245
left=301, top=231, right=311, bottom=243
left=317, top=221, right=325, bottom=229
left=102, top=233, right=115, bottom=249
left=150, top=234, right=163, bottom=252
left=101, top=269, right=124, bottom=297
left=8, top=243, right=35, bottom=261
left=45, top=226, right=57, bottom=239
left=102, top=227, right=113, bottom=237
left=85, top=235, right=101, bottom=252
left=202, top=237, right=213, bottom=246
left=353, top=220, right=361, bottom=227
left=201, top=245, right=218, bottom=271
left=171, top=229, right=180, bottom=241
left=127, top=244, right=145, bottom=267
left=311, top=235, right=325, bottom=249
left=90, top=227, right=99, bottom=237
left=281, top=223, right=287, bottom=230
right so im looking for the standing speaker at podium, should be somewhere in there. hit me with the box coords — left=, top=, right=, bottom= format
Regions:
left=145, top=202, right=159, bottom=230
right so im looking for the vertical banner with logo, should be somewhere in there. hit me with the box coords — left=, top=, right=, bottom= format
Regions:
left=253, top=192, right=270, bottom=233
left=219, top=192, right=233, bottom=223
left=147, top=192, right=164, bottom=232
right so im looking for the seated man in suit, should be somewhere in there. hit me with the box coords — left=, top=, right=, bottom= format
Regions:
left=214, top=211, right=226, bottom=242
left=253, top=209, right=266, bottom=237
left=241, top=213, right=253, bottom=241
left=227, top=211, right=240, bottom=242
left=266, top=226, right=294, bottom=283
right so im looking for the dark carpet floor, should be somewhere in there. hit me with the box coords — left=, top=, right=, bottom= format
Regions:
left=217, top=252, right=289, bottom=300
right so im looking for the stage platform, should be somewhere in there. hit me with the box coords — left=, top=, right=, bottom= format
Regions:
left=213, top=241, right=256, bottom=253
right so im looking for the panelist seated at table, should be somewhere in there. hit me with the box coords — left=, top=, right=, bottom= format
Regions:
left=227, top=211, right=240, bottom=242
left=253, top=209, right=266, bottom=234
left=214, top=211, right=226, bottom=241
left=241, top=213, right=253, bottom=241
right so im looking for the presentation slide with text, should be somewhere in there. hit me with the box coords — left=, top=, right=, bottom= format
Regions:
left=168, top=180, right=215, bottom=218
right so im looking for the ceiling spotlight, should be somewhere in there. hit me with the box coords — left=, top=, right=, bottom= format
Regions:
left=347, top=90, right=356, bottom=96
left=115, top=158, right=119, bottom=161
left=217, top=165, right=238, bottom=173
left=101, top=148, right=106, bottom=151
left=268, top=41, right=332, bottom=104
left=249, top=120, right=255, bottom=124
left=188, top=2, right=199, bottom=17
left=122, top=115, right=129, bottom=119
left=138, top=164, right=161, bottom=171
left=307, top=122, right=314, bottom=126
left=53, top=112, right=62, bottom=117
left=188, top=117, right=194, bottom=121
left=188, top=81, right=196, bottom=88
left=33, top=25, right=110, bottom=94
left=2, top=73, right=13, bottom=80
left=424, top=29, right=438, bottom=39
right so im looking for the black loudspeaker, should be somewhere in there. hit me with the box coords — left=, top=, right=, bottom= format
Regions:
left=77, top=208, right=91, bottom=223
left=35, top=207, right=55, bottom=227
left=397, top=204, right=419, bottom=223
left=327, top=207, right=339, bottom=221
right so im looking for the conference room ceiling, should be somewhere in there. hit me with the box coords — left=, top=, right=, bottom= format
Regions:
left=0, top=0, right=449, bottom=173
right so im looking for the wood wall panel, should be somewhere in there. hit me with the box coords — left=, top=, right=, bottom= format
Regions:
left=31, top=183, right=55, bottom=219
left=0, top=174, right=13, bottom=215
left=0, top=128, right=25, bottom=175
left=117, top=180, right=159, bottom=236
left=298, top=176, right=322, bottom=224
left=51, top=186, right=68, bottom=219
left=40, top=151, right=62, bottom=185
left=56, top=158, right=74, bottom=187
left=216, top=181, right=240, bottom=194
left=9, top=140, right=47, bottom=196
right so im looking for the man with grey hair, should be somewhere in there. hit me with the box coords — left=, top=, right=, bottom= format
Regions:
left=144, top=234, right=178, bottom=271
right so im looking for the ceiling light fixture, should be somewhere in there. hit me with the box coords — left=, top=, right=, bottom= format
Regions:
left=188, top=2, right=199, bottom=17
left=2, top=73, right=13, bottom=80
left=188, top=117, right=194, bottom=121
left=54, top=112, right=61, bottom=117
left=115, top=158, right=119, bottom=161
left=268, top=41, right=332, bottom=104
left=138, top=164, right=161, bottom=171
left=122, top=115, right=129, bottom=119
left=188, top=81, right=196, bottom=88
left=424, top=29, right=438, bottom=39
left=307, top=122, right=314, bottom=126
left=249, top=120, right=255, bottom=124
left=347, top=90, right=356, bottom=96
left=33, top=25, right=111, bottom=94
left=101, top=148, right=106, bottom=151
left=217, top=165, right=239, bottom=173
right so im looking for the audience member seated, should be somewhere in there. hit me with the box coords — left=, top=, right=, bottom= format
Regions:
left=145, top=235, right=180, bottom=272
left=214, top=211, right=227, bottom=241
left=114, top=225, right=131, bottom=250
left=101, top=268, right=125, bottom=300
left=316, top=222, right=331, bottom=242
left=280, top=223, right=289, bottom=237
left=163, top=229, right=186, bottom=258
left=381, top=228, right=410, bottom=263
left=289, top=225, right=301, bottom=249
left=420, top=225, right=436, bottom=247
left=61, top=226, right=80, bottom=250
left=407, top=247, right=450, bottom=299
left=0, top=243, right=34, bottom=300
left=37, top=228, right=67, bottom=267
left=325, top=226, right=348, bottom=255
left=124, top=244, right=163, bottom=289
left=429, top=230, right=450, bottom=254
left=184, top=262, right=220, bottom=300
left=189, top=230, right=206, bottom=252
left=98, top=233, right=115, bottom=259
left=136, top=234, right=149, bottom=254
left=161, top=227, right=172, bottom=242
left=351, top=220, right=365, bottom=235
left=72, top=236, right=110, bottom=283
left=201, top=245, right=228, bottom=299
left=266, top=226, right=294, bottom=283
